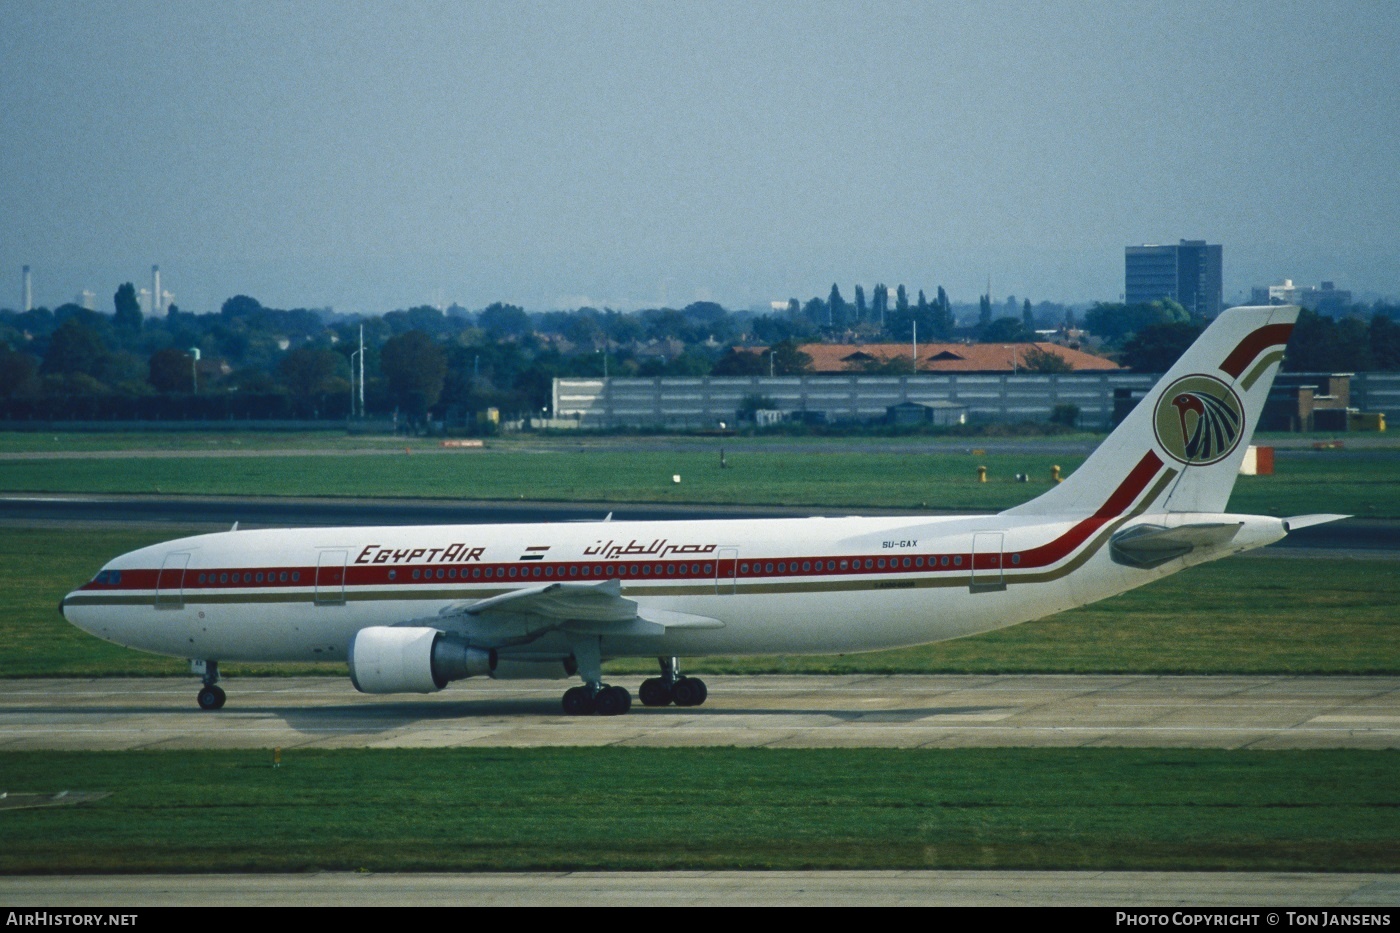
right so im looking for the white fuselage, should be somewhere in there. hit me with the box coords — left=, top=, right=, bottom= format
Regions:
left=61, top=509, right=1288, bottom=666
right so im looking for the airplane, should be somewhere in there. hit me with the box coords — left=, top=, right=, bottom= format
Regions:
left=60, top=304, right=1344, bottom=716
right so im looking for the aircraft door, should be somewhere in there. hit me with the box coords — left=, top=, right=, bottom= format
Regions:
left=970, top=532, right=1006, bottom=593
left=156, top=551, right=191, bottom=609
left=716, top=547, right=738, bottom=595
left=315, top=549, right=349, bottom=606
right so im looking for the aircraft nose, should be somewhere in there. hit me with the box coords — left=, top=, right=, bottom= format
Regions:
left=59, top=595, right=69, bottom=621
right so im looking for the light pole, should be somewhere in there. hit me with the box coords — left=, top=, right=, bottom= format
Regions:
left=769, top=351, right=776, bottom=377
left=190, top=348, right=200, bottom=394
left=350, top=348, right=362, bottom=417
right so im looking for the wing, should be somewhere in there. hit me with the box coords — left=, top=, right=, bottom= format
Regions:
left=435, top=578, right=724, bottom=638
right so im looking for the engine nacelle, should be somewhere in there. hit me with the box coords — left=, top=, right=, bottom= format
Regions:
left=348, top=626, right=492, bottom=694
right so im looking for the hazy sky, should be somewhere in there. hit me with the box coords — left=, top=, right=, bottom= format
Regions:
left=2, top=0, right=1397, bottom=314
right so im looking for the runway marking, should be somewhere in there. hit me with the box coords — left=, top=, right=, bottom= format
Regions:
left=1308, top=715, right=1400, bottom=724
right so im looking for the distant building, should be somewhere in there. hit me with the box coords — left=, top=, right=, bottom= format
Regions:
left=770, top=342, right=1120, bottom=373
left=1125, top=240, right=1223, bottom=318
left=1250, top=279, right=1352, bottom=314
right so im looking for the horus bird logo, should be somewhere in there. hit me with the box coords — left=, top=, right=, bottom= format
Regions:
left=1154, top=375, right=1244, bottom=465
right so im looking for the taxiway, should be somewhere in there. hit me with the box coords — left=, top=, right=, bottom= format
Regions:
left=2, top=674, right=1396, bottom=751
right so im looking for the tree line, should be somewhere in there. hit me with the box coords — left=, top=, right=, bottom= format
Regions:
left=1, top=283, right=1396, bottom=428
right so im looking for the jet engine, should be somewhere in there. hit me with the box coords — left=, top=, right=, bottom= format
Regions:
left=348, top=626, right=492, bottom=694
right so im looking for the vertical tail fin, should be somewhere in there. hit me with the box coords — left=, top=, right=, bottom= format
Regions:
left=1005, top=305, right=1298, bottom=517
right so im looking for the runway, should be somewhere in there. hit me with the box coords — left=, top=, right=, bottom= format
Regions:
left=3, top=870, right=1398, bottom=907
left=3, top=674, right=1397, bottom=750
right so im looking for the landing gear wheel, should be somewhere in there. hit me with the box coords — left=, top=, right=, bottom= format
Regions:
left=595, top=685, right=632, bottom=716
left=562, top=685, right=596, bottom=715
left=638, top=677, right=673, bottom=707
left=197, top=684, right=226, bottom=711
left=672, top=676, right=708, bottom=708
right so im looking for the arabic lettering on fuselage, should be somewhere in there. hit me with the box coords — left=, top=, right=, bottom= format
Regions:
left=351, top=539, right=717, bottom=565
left=582, top=539, right=718, bottom=560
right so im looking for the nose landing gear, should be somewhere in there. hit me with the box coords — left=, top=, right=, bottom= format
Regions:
left=193, top=660, right=226, bottom=710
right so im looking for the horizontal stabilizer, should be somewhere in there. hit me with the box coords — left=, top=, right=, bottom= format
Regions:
left=1110, top=522, right=1243, bottom=569
left=1283, top=514, right=1350, bottom=532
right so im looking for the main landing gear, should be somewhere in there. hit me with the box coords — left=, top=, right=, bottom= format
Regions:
left=639, top=656, right=707, bottom=709
left=560, top=637, right=633, bottom=716
left=561, top=683, right=632, bottom=716
left=194, top=660, right=226, bottom=711
left=559, top=646, right=707, bottom=717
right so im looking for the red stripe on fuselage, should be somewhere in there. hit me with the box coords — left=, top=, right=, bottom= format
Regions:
left=79, top=452, right=1167, bottom=595
left=1014, top=450, right=1164, bottom=567
left=1219, top=323, right=1294, bottom=379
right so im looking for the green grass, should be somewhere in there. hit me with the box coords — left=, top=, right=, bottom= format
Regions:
left=0, top=748, right=1394, bottom=873
left=2, top=444, right=1397, bottom=516
left=10, top=526, right=1397, bottom=677
left=0, top=430, right=439, bottom=453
